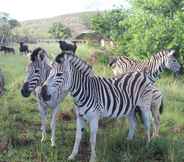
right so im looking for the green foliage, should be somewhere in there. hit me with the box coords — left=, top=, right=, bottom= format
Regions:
left=91, top=9, right=127, bottom=40
left=91, top=0, right=184, bottom=63
left=48, top=22, right=71, bottom=39
left=133, top=0, right=184, bottom=17
left=119, top=0, right=184, bottom=60
left=0, top=44, right=184, bottom=162
left=0, top=12, right=20, bottom=42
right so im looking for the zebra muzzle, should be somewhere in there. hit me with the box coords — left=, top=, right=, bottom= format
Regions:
left=21, top=82, right=31, bottom=97
left=41, top=85, right=51, bottom=101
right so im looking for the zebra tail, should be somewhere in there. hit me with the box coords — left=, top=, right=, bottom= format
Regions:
left=159, top=98, right=164, bottom=114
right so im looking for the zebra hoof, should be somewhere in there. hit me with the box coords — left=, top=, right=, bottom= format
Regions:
left=68, top=154, right=75, bottom=160
left=126, top=136, right=133, bottom=141
left=51, top=139, right=56, bottom=147
left=89, top=155, right=96, bottom=162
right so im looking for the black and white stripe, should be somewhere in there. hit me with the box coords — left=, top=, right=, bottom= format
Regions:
left=110, top=49, right=181, bottom=83
left=21, top=47, right=63, bottom=147
left=42, top=52, right=155, bottom=162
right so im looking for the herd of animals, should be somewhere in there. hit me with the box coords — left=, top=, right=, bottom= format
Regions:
left=0, top=40, right=182, bottom=162
left=0, top=41, right=31, bottom=55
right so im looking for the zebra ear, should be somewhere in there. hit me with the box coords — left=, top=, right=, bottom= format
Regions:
left=55, top=54, right=65, bottom=64
left=168, top=49, right=176, bottom=57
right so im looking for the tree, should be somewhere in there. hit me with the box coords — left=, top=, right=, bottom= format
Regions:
left=0, top=12, right=20, bottom=43
left=91, top=9, right=127, bottom=40
left=90, top=1, right=184, bottom=63
left=48, top=23, right=71, bottom=39
left=118, top=0, right=184, bottom=60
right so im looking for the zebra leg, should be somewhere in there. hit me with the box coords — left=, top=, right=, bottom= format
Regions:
left=151, top=104, right=160, bottom=138
left=127, top=111, right=137, bottom=140
left=50, top=106, right=59, bottom=147
left=141, top=109, right=152, bottom=142
left=68, top=115, right=86, bottom=160
left=89, top=118, right=99, bottom=162
left=38, top=103, right=47, bottom=143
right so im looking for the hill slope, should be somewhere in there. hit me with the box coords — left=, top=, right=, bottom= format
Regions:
left=20, top=11, right=97, bottom=39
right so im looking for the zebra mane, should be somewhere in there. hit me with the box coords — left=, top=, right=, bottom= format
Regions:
left=55, top=52, right=93, bottom=75
left=151, top=49, right=175, bottom=60
left=30, top=47, right=47, bottom=62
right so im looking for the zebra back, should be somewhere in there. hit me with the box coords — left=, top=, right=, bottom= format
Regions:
left=110, top=49, right=181, bottom=83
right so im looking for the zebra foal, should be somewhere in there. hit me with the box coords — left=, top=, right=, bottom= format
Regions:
left=21, top=41, right=77, bottom=146
left=21, top=47, right=65, bottom=146
left=41, top=51, right=156, bottom=162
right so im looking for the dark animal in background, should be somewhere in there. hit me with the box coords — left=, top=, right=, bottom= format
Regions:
left=58, top=40, right=77, bottom=53
left=0, top=46, right=15, bottom=54
left=0, top=69, right=5, bottom=96
left=19, top=42, right=31, bottom=55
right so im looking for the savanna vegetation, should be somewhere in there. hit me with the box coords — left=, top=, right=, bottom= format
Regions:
left=91, top=0, right=184, bottom=63
left=0, top=42, right=184, bottom=162
left=1, top=0, right=184, bottom=161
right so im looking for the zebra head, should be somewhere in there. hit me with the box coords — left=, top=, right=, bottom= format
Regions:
left=41, top=51, right=73, bottom=101
left=164, top=49, right=181, bottom=74
left=21, top=47, right=50, bottom=97
left=58, top=40, right=77, bottom=53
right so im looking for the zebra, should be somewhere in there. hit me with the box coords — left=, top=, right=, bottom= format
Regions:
left=109, top=49, right=181, bottom=83
left=41, top=51, right=156, bottom=162
left=109, top=49, right=181, bottom=136
left=21, top=47, right=64, bottom=147
left=58, top=40, right=77, bottom=53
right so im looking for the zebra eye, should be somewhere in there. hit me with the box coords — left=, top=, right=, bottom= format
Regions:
left=173, top=59, right=177, bottom=63
left=56, top=73, right=62, bottom=77
left=35, top=69, right=39, bottom=73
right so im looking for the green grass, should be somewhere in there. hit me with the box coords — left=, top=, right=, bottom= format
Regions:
left=0, top=43, right=184, bottom=162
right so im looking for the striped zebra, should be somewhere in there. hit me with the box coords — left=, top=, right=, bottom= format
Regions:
left=21, top=41, right=77, bottom=146
left=41, top=51, right=155, bottom=162
left=109, top=49, right=181, bottom=82
left=109, top=49, right=181, bottom=136
left=21, top=47, right=64, bottom=146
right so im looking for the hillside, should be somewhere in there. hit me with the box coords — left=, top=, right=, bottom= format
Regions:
left=20, top=11, right=98, bottom=39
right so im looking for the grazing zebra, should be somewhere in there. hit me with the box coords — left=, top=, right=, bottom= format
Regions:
left=109, top=49, right=181, bottom=83
left=21, top=47, right=62, bottom=146
left=41, top=51, right=155, bottom=162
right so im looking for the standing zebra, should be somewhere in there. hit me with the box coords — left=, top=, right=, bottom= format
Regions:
left=41, top=51, right=155, bottom=162
left=109, top=49, right=181, bottom=82
left=21, top=47, right=64, bottom=146
left=109, top=49, right=181, bottom=136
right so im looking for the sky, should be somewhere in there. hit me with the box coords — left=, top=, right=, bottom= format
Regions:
left=0, top=0, right=129, bottom=21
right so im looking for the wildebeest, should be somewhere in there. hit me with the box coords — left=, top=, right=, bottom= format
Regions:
left=58, top=40, right=77, bottom=53
left=0, top=46, right=15, bottom=54
left=19, top=42, right=31, bottom=55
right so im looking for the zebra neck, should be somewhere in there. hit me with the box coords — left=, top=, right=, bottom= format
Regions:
left=147, top=56, right=165, bottom=82
left=40, top=63, right=51, bottom=86
left=70, top=70, right=93, bottom=108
